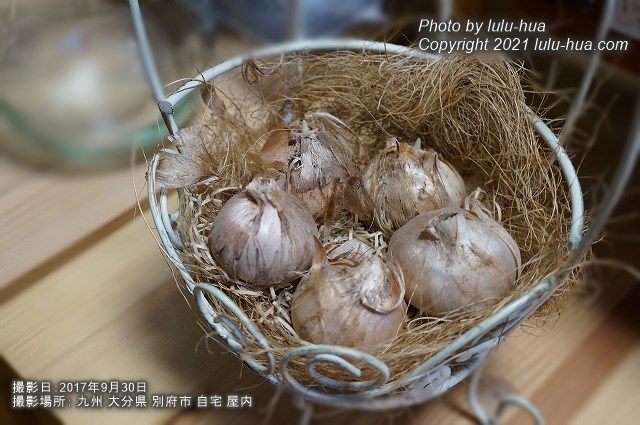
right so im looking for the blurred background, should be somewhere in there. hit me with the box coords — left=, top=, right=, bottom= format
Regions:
left=1, top=0, right=639, bottom=424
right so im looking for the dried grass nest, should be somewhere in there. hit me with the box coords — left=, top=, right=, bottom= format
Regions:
left=155, top=51, right=584, bottom=387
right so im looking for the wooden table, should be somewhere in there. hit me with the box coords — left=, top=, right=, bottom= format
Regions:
left=2, top=34, right=640, bottom=425
left=2, top=144, right=639, bottom=425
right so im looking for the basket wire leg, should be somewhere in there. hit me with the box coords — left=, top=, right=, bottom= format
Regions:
left=437, top=0, right=453, bottom=41
left=261, top=385, right=284, bottom=425
left=558, top=0, right=616, bottom=144
left=294, top=397, right=314, bottom=425
left=468, top=360, right=544, bottom=425
left=569, top=95, right=640, bottom=265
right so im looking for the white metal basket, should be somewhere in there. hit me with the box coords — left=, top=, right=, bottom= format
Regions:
left=144, top=38, right=584, bottom=409
left=130, top=0, right=640, bottom=423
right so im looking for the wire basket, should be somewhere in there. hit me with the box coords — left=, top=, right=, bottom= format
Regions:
left=131, top=1, right=640, bottom=423
left=145, top=37, right=583, bottom=408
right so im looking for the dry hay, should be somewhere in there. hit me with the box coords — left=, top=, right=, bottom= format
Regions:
left=154, top=51, right=585, bottom=392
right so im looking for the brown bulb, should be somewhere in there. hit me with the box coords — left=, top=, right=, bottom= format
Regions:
left=259, top=113, right=355, bottom=221
left=291, top=239, right=407, bottom=347
left=209, top=177, right=319, bottom=287
left=388, top=206, right=521, bottom=315
left=349, top=138, right=466, bottom=236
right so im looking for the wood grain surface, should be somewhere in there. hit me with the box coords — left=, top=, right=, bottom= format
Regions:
left=1, top=197, right=638, bottom=425
left=0, top=157, right=147, bottom=295
left=1, top=25, right=639, bottom=425
left=1, top=145, right=639, bottom=424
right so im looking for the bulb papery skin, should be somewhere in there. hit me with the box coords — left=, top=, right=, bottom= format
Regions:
left=260, top=129, right=294, bottom=169
left=289, top=120, right=352, bottom=192
left=209, top=177, right=319, bottom=287
left=259, top=113, right=354, bottom=220
left=293, top=180, right=344, bottom=221
left=388, top=207, right=521, bottom=315
left=345, top=175, right=375, bottom=223
left=326, top=238, right=373, bottom=262
left=356, top=140, right=466, bottom=236
left=291, top=240, right=407, bottom=348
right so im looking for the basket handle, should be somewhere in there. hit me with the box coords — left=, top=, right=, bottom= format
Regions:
left=128, top=0, right=183, bottom=135
left=128, top=0, right=165, bottom=103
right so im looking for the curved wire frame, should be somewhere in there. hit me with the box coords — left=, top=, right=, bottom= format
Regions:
left=133, top=0, right=639, bottom=418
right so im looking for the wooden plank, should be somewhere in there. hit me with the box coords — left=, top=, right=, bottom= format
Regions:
left=2, top=208, right=636, bottom=425
left=568, top=345, right=640, bottom=425
left=2, top=211, right=640, bottom=424
left=398, top=280, right=635, bottom=425
left=0, top=162, right=148, bottom=295
left=2, top=186, right=638, bottom=425
left=505, top=283, right=640, bottom=425
left=1, top=205, right=273, bottom=424
left=0, top=157, right=35, bottom=195
left=0, top=207, right=164, bottom=369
